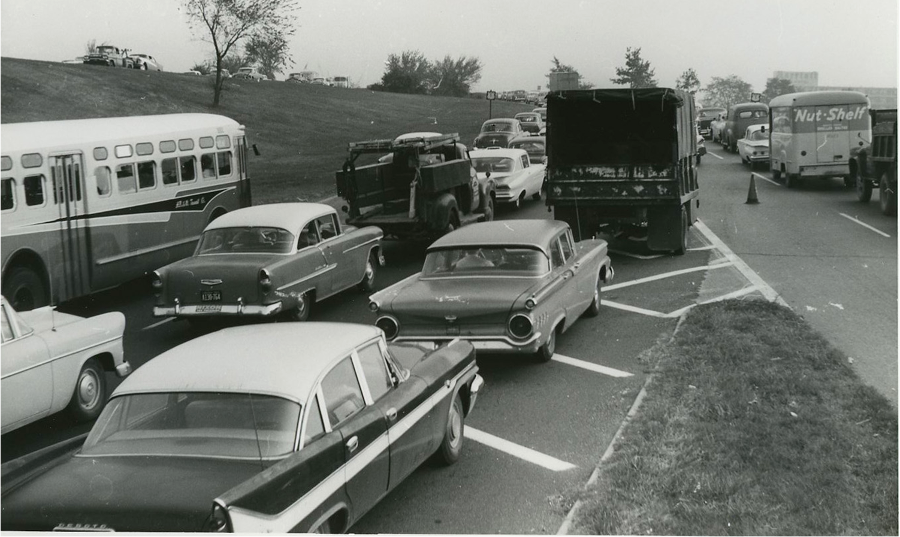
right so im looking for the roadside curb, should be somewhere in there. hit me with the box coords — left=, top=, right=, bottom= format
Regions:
left=555, top=314, right=689, bottom=535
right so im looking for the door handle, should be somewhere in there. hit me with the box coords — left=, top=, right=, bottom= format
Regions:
left=345, top=436, right=359, bottom=453
left=386, top=408, right=398, bottom=421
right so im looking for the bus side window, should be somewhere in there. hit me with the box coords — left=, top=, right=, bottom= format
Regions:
left=137, top=161, right=156, bottom=190
left=180, top=156, right=197, bottom=183
left=161, top=158, right=178, bottom=186
left=116, top=163, right=137, bottom=194
left=1, top=178, right=15, bottom=211
left=96, top=167, right=112, bottom=196
left=201, top=154, right=216, bottom=179
left=217, top=151, right=232, bottom=177
left=24, top=175, right=46, bottom=207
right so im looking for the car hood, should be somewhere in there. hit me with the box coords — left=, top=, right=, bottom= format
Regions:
left=17, top=307, right=82, bottom=333
left=382, top=276, right=542, bottom=322
left=1, top=454, right=263, bottom=532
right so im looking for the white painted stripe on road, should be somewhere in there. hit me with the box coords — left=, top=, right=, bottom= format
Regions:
left=838, top=212, right=891, bottom=238
left=604, top=262, right=733, bottom=291
left=752, top=171, right=781, bottom=187
left=688, top=245, right=717, bottom=251
left=142, top=317, right=174, bottom=331
left=706, top=151, right=724, bottom=160
left=665, top=285, right=762, bottom=318
left=693, top=220, right=789, bottom=307
left=609, top=249, right=664, bottom=260
left=551, top=353, right=633, bottom=377
left=601, top=300, right=669, bottom=318
left=465, top=427, right=577, bottom=472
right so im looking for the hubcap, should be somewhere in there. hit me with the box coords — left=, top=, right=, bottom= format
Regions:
left=78, top=370, right=101, bottom=410
left=448, top=406, right=462, bottom=447
left=365, top=260, right=374, bottom=282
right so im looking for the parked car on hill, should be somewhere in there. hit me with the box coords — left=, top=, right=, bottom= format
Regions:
left=1, top=296, right=131, bottom=434
left=130, top=53, right=163, bottom=71
left=473, top=118, right=527, bottom=148
left=0, top=322, right=484, bottom=532
left=470, top=148, right=545, bottom=208
left=151, top=203, right=384, bottom=325
left=61, top=57, right=85, bottom=64
left=234, top=66, right=266, bottom=81
left=369, top=219, right=614, bottom=362
left=514, top=112, right=545, bottom=134
left=83, top=45, right=133, bottom=68
left=737, top=124, right=770, bottom=167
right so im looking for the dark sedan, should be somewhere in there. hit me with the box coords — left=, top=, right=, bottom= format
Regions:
left=472, top=118, right=527, bottom=148
left=0, top=323, right=483, bottom=532
left=369, top=220, right=614, bottom=361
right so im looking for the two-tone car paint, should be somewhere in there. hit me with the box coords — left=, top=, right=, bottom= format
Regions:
left=0, top=323, right=483, bottom=533
left=737, top=124, right=771, bottom=166
left=469, top=148, right=545, bottom=208
left=369, top=220, right=614, bottom=360
left=152, top=203, right=383, bottom=322
left=1, top=296, right=130, bottom=434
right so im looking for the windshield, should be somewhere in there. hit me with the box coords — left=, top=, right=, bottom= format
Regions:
left=472, top=157, right=515, bottom=174
left=699, top=109, right=724, bottom=119
left=97, top=46, right=116, bottom=53
left=481, top=122, right=513, bottom=133
left=422, top=247, right=549, bottom=277
left=81, top=392, right=301, bottom=460
left=197, top=227, right=295, bottom=255
left=239, top=68, right=253, bottom=73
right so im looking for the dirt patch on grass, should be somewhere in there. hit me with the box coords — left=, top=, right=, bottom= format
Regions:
left=566, top=299, right=897, bottom=535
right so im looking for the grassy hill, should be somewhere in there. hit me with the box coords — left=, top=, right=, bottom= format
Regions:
left=1, top=57, right=534, bottom=204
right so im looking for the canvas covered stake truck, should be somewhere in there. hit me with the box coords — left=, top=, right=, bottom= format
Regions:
left=336, top=133, right=495, bottom=240
left=545, top=88, right=701, bottom=254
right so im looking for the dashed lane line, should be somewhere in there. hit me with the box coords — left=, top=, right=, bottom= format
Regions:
left=706, top=151, right=724, bottom=160
left=604, top=261, right=733, bottom=292
left=465, top=427, right=577, bottom=472
left=143, top=317, right=174, bottom=331
left=752, top=171, right=781, bottom=187
left=551, top=353, right=633, bottom=378
left=838, top=212, right=891, bottom=238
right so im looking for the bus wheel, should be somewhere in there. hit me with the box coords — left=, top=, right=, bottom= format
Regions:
left=880, top=172, right=896, bottom=216
left=843, top=175, right=855, bottom=188
left=772, top=168, right=782, bottom=182
left=2, top=266, right=48, bottom=311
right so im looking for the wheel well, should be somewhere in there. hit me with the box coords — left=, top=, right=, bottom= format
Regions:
left=93, top=352, right=116, bottom=373
left=209, top=207, right=228, bottom=224
left=599, top=264, right=608, bottom=282
left=3, top=250, right=50, bottom=299
left=327, top=509, right=349, bottom=533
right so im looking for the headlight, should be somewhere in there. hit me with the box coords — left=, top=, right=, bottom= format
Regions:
left=259, top=269, right=272, bottom=292
left=376, top=316, right=399, bottom=340
left=205, top=503, right=232, bottom=532
left=508, top=314, right=534, bottom=339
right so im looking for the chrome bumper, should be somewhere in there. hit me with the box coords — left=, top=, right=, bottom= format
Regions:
left=394, top=332, right=542, bottom=354
left=116, top=361, right=133, bottom=378
left=153, top=301, right=283, bottom=318
left=468, top=374, right=485, bottom=412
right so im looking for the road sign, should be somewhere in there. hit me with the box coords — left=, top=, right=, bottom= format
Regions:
left=486, top=90, right=496, bottom=101
left=750, top=92, right=762, bottom=103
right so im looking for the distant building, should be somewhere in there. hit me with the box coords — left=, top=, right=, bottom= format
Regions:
left=772, top=70, right=897, bottom=110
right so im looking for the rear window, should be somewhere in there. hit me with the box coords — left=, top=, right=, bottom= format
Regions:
left=422, top=247, right=549, bottom=277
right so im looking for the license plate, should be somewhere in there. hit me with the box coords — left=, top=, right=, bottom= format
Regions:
left=201, top=290, right=222, bottom=302
left=196, top=305, right=222, bottom=313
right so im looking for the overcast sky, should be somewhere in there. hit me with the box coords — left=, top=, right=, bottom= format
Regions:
left=1, top=0, right=898, bottom=94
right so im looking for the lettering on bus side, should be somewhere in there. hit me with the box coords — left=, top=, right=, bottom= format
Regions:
left=791, top=104, right=869, bottom=133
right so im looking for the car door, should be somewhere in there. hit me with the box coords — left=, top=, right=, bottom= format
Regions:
left=551, top=232, right=583, bottom=329
left=314, top=214, right=362, bottom=295
left=1, top=305, right=53, bottom=431
left=279, top=220, right=332, bottom=301
left=520, top=153, right=541, bottom=197
left=355, top=340, right=434, bottom=489
left=319, top=355, right=389, bottom=517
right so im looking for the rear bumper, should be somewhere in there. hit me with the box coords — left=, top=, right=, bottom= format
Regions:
left=468, top=374, right=485, bottom=412
left=115, top=361, right=132, bottom=378
left=153, top=301, right=283, bottom=318
left=800, top=164, right=849, bottom=177
left=393, top=332, right=543, bottom=354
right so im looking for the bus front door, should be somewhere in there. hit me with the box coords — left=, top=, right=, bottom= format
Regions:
left=816, top=105, right=851, bottom=164
left=236, top=136, right=252, bottom=207
left=50, top=154, right=92, bottom=303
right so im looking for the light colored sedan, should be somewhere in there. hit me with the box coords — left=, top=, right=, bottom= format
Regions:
left=737, top=124, right=770, bottom=167
left=130, top=53, right=163, bottom=71
left=470, top=148, right=546, bottom=208
left=1, top=296, right=130, bottom=434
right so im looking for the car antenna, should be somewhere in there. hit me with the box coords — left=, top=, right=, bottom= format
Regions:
left=248, top=394, right=265, bottom=471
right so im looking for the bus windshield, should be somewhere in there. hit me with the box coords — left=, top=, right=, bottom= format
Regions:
left=197, top=227, right=295, bottom=254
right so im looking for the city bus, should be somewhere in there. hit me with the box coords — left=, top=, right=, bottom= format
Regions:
left=769, top=91, right=871, bottom=188
left=1, top=113, right=252, bottom=310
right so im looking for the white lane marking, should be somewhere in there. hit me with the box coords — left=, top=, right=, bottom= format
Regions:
left=693, top=220, right=789, bottom=307
left=551, top=353, right=633, bottom=378
left=752, top=171, right=781, bottom=187
left=604, top=262, right=733, bottom=292
left=706, top=151, right=724, bottom=160
left=601, top=300, right=669, bottom=318
left=142, top=317, right=174, bottom=331
left=666, top=285, right=762, bottom=318
left=688, top=245, right=717, bottom=251
left=609, top=249, right=664, bottom=260
left=465, top=427, right=577, bottom=472
left=838, top=213, right=891, bottom=238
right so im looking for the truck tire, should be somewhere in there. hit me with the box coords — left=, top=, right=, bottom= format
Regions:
left=856, top=168, right=873, bottom=202
left=772, top=168, right=782, bottom=182
left=880, top=172, right=896, bottom=216
left=2, top=266, right=48, bottom=311
left=674, top=205, right=688, bottom=256
left=444, top=209, right=460, bottom=235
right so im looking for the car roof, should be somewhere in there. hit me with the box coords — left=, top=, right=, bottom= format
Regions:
left=469, top=148, right=528, bottom=159
left=428, top=220, right=567, bottom=252
left=509, top=135, right=546, bottom=144
left=204, top=203, right=334, bottom=232
left=483, top=118, right=516, bottom=125
left=112, top=323, right=383, bottom=402
left=515, top=112, right=539, bottom=117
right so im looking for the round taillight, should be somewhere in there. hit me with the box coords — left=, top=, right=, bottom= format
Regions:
left=508, top=314, right=533, bottom=339
left=375, top=316, right=399, bottom=340
left=369, top=301, right=380, bottom=312
left=525, top=298, right=536, bottom=310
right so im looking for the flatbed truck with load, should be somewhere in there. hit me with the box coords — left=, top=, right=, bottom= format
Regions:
left=336, top=133, right=495, bottom=240
left=545, top=88, right=701, bottom=254
left=850, top=108, right=897, bottom=216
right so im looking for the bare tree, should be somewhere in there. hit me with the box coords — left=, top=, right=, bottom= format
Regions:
left=181, top=0, right=299, bottom=106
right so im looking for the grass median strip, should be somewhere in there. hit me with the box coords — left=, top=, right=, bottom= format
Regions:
left=564, top=299, right=897, bottom=535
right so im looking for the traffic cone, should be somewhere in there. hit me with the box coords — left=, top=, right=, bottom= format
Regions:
left=746, top=174, right=760, bottom=204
